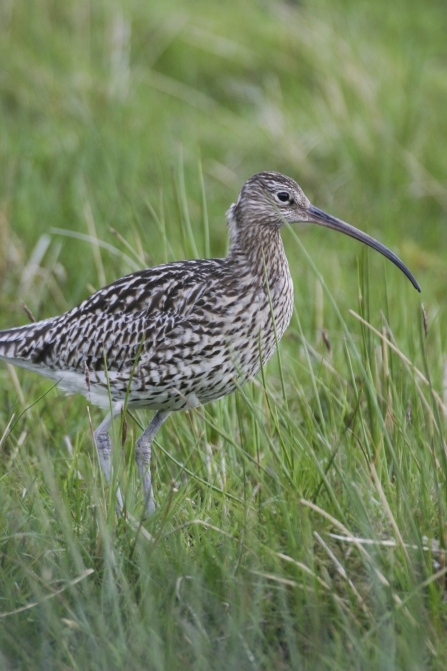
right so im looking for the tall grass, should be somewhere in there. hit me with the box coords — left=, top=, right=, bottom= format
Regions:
left=1, top=0, right=447, bottom=668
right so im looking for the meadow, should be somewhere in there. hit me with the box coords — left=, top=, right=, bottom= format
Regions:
left=1, top=0, right=447, bottom=668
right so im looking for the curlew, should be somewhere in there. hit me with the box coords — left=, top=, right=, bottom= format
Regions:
left=0, top=172, right=420, bottom=514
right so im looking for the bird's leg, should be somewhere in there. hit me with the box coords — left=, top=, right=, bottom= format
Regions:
left=135, top=409, right=171, bottom=516
left=94, top=409, right=124, bottom=511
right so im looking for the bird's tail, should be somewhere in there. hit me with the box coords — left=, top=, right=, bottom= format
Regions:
left=0, top=319, right=53, bottom=362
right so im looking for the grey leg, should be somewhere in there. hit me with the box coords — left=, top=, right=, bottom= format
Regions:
left=135, top=409, right=171, bottom=516
left=94, top=409, right=124, bottom=510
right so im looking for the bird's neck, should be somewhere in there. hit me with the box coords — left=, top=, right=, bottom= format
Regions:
left=226, top=205, right=290, bottom=287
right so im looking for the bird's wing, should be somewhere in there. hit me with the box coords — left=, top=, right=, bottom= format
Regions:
left=6, top=258, right=238, bottom=376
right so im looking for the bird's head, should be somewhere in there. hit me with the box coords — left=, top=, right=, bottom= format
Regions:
left=228, top=171, right=420, bottom=292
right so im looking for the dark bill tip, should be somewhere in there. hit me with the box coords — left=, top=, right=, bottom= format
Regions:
left=307, top=205, right=421, bottom=293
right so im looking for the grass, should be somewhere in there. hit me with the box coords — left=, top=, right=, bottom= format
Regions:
left=1, top=0, right=447, bottom=668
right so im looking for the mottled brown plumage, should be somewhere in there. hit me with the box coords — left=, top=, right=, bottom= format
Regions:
left=0, top=172, right=420, bottom=514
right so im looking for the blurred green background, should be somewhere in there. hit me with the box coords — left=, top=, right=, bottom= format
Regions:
left=1, top=1, right=447, bottom=669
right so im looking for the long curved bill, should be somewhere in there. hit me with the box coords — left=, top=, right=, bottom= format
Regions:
left=307, top=205, right=421, bottom=292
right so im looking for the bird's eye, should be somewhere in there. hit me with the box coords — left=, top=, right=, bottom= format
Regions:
left=276, top=191, right=290, bottom=203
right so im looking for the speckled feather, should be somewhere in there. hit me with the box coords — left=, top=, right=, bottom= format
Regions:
left=0, top=173, right=299, bottom=411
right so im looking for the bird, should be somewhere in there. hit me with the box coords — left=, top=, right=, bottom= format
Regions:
left=0, top=172, right=420, bottom=515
